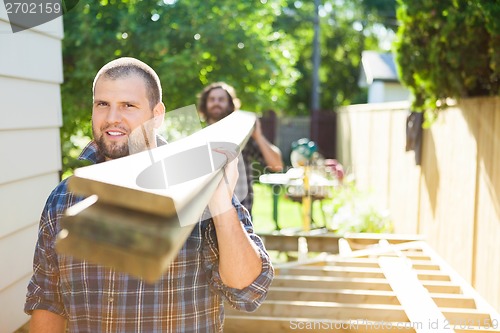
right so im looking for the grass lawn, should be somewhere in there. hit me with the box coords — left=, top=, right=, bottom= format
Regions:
left=251, top=182, right=331, bottom=234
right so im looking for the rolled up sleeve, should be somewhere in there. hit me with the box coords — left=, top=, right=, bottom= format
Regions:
left=25, top=185, right=70, bottom=318
left=202, top=199, right=274, bottom=312
left=25, top=212, right=66, bottom=317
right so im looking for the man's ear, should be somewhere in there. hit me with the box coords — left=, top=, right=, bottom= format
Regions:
left=153, top=102, right=165, bottom=129
left=233, top=98, right=241, bottom=111
left=198, top=111, right=206, bottom=122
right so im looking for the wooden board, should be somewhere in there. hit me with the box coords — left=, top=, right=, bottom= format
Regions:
left=260, top=230, right=424, bottom=253
left=261, top=231, right=340, bottom=253
left=225, top=234, right=500, bottom=332
left=378, top=256, right=454, bottom=332
left=67, top=111, right=255, bottom=217
left=56, top=111, right=256, bottom=282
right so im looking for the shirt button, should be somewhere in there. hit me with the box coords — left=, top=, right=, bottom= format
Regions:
left=108, top=297, right=114, bottom=303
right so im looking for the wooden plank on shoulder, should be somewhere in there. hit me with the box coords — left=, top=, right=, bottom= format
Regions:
left=56, top=110, right=256, bottom=282
left=67, top=110, right=255, bottom=216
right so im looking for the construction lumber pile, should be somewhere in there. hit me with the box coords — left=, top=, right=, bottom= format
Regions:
left=225, top=233, right=500, bottom=333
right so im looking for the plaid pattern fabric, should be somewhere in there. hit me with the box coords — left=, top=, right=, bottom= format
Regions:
left=25, top=140, right=274, bottom=332
left=239, top=138, right=265, bottom=215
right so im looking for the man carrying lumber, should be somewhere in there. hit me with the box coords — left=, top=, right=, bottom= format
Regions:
left=24, top=57, right=274, bottom=332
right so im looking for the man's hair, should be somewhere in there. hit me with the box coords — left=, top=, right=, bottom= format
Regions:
left=197, top=82, right=240, bottom=118
left=93, top=57, right=162, bottom=109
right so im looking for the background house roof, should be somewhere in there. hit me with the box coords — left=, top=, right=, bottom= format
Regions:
left=358, top=50, right=400, bottom=87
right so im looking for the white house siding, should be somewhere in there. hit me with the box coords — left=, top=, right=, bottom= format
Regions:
left=0, top=4, right=63, bottom=332
left=382, top=82, right=410, bottom=102
left=367, top=81, right=386, bottom=103
left=367, top=81, right=410, bottom=103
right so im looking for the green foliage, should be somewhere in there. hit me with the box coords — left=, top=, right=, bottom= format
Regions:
left=394, top=0, right=500, bottom=124
left=60, top=0, right=394, bottom=174
left=60, top=0, right=299, bottom=175
left=61, top=0, right=80, bottom=13
left=359, top=0, right=398, bottom=30
left=274, top=0, right=385, bottom=115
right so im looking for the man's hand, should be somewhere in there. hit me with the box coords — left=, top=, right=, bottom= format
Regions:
left=207, top=148, right=263, bottom=290
left=208, top=148, right=239, bottom=217
left=250, top=117, right=284, bottom=172
left=251, top=118, right=262, bottom=140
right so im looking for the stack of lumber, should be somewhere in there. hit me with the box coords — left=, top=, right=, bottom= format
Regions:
left=225, top=233, right=500, bottom=332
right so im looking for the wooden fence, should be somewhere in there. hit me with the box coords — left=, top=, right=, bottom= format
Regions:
left=337, top=97, right=500, bottom=311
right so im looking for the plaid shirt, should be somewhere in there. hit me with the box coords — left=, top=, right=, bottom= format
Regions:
left=238, top=138, right=265, bottom=215
left=25, top=141, right=274, bottom=332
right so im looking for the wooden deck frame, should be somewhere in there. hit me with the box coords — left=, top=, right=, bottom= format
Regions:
left=225, top=234, right=500, bottom=332
left=260, top=230, right=425, bottom=253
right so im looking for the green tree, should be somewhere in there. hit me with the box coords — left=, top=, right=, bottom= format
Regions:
left=275, top=0, right=383, bottom=115
left=60, top=0, right=393, bottom=175
left=61, top=0, right=300, bottom=175
left=394, top=0, right=500, bottom=124
left=359, top=0, right=398, bottom=30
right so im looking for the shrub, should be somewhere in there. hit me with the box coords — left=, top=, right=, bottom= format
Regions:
left=324, top=179, right=394, bottom=235
left=393, top=0, right=500, bottom=125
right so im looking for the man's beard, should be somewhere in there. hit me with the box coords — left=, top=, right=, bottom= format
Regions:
left=208, top=107, right=232, bottom=123
left=93, top=121, right=156, bottom=160
left=94, top=133, right=130, bottom=160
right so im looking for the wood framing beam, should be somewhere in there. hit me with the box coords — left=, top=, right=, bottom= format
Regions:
left=342, top=232, right=425, bottom=250
left=277, top=266, right=451, bottom=281
left=398, top=250, right=432, bottom=261
left=225, top=238, right=500, bottom=333
left=418, top=242, right=500, bottom=326
left=261, top=232, right=340, bottom=253
left=272, top=275, right=462, bottom=294
left=224, top=316, right=500, bottom=333
left=225, top=300, right=409, bottom=322
left=278, top=266, right=387, bottom=279
left=226, top=301, right=492, bottom=328
left=330, top=257, right=441, bottom=271
left=266, top=287, right=477, bottom=309
left=379, top=256, right=455, bottom=332
left=427, top=293, right=477, bottom=309
left=337, top=240, right=429, bottom=259
left=224, top=316, right=418, bottom=333
left=267, top=287, right=401, bottom=305
left=260, top=232, right=425, bottom=253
